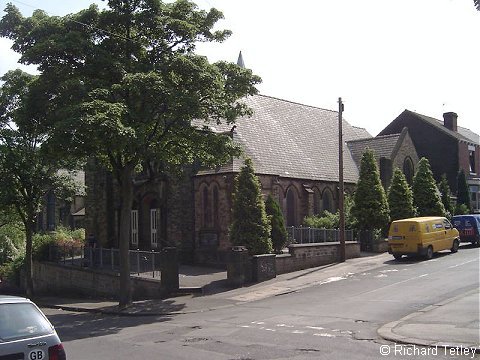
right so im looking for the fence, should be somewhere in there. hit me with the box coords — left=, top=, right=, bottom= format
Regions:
left=48, top=245, right=162, bottom=278
left=287, top=227, right=356, bottom=244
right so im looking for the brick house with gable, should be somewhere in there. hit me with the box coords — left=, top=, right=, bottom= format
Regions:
left=379, top=110, right=480, bottom=212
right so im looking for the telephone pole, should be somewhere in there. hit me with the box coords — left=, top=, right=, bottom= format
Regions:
left=338, top=97, right=346, bottom=262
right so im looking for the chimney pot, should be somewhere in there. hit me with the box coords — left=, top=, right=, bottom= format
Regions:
left=443, top=112, right=458, bottom=132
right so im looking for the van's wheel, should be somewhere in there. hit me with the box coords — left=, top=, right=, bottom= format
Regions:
left=425, top=246, right=433, bottom=260
left=451, top=239, right=459, bottom=253
left=393, top=254, right=402, bottom=260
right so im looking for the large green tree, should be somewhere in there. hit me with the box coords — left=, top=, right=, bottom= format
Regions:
left=230, top=158, right=272, bottom=255
left=412, top=158, right=445, bottom=217
left=352, top=148, right=390, bottom=231
left=265, top=194, right=287, bottom=253
left=1, top=0, right=260, bottom=306
left=0, top=70, right=77, bottom=296
left=387, top=168, right=415, bottom=221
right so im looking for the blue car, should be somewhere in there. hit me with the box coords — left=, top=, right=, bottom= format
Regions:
left=452, top=215, right=480, bottom=246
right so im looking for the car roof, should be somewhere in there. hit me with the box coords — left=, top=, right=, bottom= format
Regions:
left=452, top=214, right=480, bottom=218
left=0, top=295, right=32, bottom=305
left=392, top=216, right=446, bottom=223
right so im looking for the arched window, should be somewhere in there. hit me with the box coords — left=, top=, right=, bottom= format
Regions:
left=313, top=188, right=321, bottom=215
left=286, top=187, right=296, bottom=226
left=202, top=187, right=210, bottom=228
left=322, top=188, right=334, bottom=213
left=403, top=157, right=414, bottom=185
left=212, top=185, right=219, bottom=228
left=150, top=200, right=160, bottom=248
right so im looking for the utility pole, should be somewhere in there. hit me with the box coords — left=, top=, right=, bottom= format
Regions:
left=338, top=97, right=346, bottom=262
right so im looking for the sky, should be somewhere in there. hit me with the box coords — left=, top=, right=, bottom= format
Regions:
left=1, top=0, right=479, bottom=137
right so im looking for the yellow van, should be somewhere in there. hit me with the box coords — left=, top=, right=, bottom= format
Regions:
left=388, top=216, right=460, bottom=260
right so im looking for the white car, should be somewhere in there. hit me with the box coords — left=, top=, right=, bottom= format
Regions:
left=0, top=295, right=66, bottom=360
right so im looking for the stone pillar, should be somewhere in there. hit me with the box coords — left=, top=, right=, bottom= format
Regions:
left=252, top=254, right=276, bottom=282
left=161, top=247, right=179, bottom=292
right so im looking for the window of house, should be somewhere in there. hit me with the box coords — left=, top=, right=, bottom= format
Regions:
left=202, top=187, right=210, bottom=228
left=313, top=188, right=321, bottom=215
left=46, top=191, right=56, bottom=231
left=213, top=185, right=219, bottom=228
left=403, top=157, right=414, bottom=184
left=150, top=200, right=160, bottom=248
left=286, top=188, right=296, bottom=226
left=322, top=188, right=334, bottom=213
left=131, top=209, right=138, bottom=247
left=469, top=145, right=476, bottom=174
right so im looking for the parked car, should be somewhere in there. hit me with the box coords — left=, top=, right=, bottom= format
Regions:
left=388, top=216, right=460, bottom=260
left=0, top=295, right=66, bottom=360
left=452, top=214, right=480, bottom=246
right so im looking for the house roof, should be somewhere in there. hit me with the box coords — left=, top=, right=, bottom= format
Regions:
left=197, top=94, right=371, bottom=183
left=347, top=132, right=402, bottom=166
left=390, top=110, right=479, bottom=146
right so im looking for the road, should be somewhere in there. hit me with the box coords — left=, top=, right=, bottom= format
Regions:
left=43, top=245, right=479, bottom=359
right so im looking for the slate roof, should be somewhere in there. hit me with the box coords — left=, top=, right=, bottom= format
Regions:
left=401, top=110, right=479, bottom=146
left=347, top=132, right=402, bottom=166
left=197, top=94, right=371, bottom=183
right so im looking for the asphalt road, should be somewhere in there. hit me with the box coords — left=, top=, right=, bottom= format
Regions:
left=43, top=245, right=479, bottom=360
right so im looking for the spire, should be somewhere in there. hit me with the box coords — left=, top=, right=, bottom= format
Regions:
left=237, top=51, right=245, bottom=68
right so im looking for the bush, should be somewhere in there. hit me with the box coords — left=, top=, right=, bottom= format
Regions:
left=33, top=227, right=85, bottom=261
left=304, top=211, right=338, bottom=229
left=0, top=253, right=25, bottom=286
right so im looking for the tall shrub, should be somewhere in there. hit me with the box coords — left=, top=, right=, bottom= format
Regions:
left=456, top=170, right=471, bottom=214
left=265, top=194, right=287, bottom=253
left=412, top=158, right=445, bottom=217
left=230, top=158, right=272, bottom=255
left=352, top=149, right=390, bottom=231
left=388, top=168, right=415, bottom=221
left=438, top=174, right=454, bottom=218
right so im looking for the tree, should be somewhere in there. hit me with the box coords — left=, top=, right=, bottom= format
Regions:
left=352, top=148, right=390, bottom=231
left=475, top=0, right=480, bottom=11
left=0, top=70, right=77, bottom=297
left=412, top=158, right=445, bottom=217
left=1, top=1, right=261, bottom=307
left=230, top=158, right=272, bottom=255
left=456, top=169, right=471, bottom=214
left=265, top=194, right=287, bottom=253
left=387, top=168, right=415, bottom=221
left=438, top=174, right=454, bottom=218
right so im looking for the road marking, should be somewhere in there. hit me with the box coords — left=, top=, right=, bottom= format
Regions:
left=448, top=259, right=478, bottom=268
left=355, top=273, right=430, bottom=297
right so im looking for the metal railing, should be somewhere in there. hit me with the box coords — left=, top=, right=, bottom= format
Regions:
left=287, top=226, right=356, bottom=244
left=48, top=245, right=162, bottom=278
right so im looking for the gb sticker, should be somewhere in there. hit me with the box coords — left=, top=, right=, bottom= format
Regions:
left=29, top=350, right=45, bottom=360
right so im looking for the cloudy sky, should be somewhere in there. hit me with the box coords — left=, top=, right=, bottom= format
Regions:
left=1, top=0, right=479, bottom=137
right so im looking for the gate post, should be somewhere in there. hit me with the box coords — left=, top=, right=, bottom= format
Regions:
left=161, top=247, right=179, bottom=292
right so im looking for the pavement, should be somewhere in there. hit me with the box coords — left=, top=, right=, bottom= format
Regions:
left=34, top=252, right=480, bottom=351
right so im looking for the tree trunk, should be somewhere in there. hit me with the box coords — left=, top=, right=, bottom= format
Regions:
left=24, top=220, right=34, bottom=298
left=118, top=166, right=134, bottom=308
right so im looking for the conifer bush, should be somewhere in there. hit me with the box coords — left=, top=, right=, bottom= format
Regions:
left=352, top=149, right=390, bottom=231
left=412, top=158, right=445, bottom=217
left=230, top=158, right=273, bottom=255
left=388, top=168, right=415, bottom=221
left=438, top=174, right=454, bottom=218
left=456, top=170, right=471, bottom=214
left=265, top=194, right=287, bottom=253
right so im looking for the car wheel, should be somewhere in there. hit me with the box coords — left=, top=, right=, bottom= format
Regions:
left=425, top=246, right=433, bottom=260
left=393, top=254, right=402, bottom=260
left=451, top=239, right=459, bottom=253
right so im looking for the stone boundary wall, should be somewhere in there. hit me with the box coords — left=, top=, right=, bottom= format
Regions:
left=32, top=262, right=165, bottom=300
left=276, top=242, right=360, bottom=275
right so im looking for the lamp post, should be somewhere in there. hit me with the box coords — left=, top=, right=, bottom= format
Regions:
left=338, top=97, right=346, bottom=262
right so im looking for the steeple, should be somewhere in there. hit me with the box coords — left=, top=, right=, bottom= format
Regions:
left=237, top=51, right=245, bottom=68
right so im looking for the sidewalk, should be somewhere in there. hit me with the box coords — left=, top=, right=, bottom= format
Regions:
left=378, top=288, right=480, bottom=350
left=36, top=253, right=479, bottom=350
